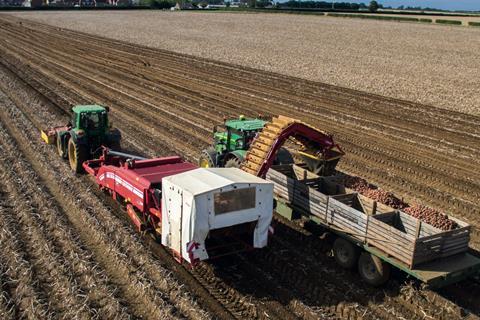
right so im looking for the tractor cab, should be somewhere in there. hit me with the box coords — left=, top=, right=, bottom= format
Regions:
left=41, top=104, right=122, bottom=173
left=201, top=116, right=266, bottom=168
left=71, top=105, right=109, bottom=138
left=214, top=116, right=265, bottom=153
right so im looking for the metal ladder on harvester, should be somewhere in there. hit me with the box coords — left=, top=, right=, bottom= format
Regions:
left=241, top=115, right=296, bottom=176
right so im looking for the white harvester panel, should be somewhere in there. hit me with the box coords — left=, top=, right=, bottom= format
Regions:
left=161, top=168, right=273, bottom=263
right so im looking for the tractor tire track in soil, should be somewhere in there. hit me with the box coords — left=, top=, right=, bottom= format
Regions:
left=0, top=15, right=479, bottom=320
left=0, top=16, right=479, bottom=246
left=0, top=85, right=212, bottom=320
left=1, top=52, right=477, bottom=320
left=0, top=193, right=50, bottom=320
left=0, top=58, right=331, bottom=320
left=0, top=60, right=309, bottom=320
left=1, top=50, right=368, bottom=320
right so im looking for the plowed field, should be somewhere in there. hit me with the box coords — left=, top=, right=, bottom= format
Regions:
left=0, top=14, right=479, bottom=320
left=7, top=10, right=480, bottom=115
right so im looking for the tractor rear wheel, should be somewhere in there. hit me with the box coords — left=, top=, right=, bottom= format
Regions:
left=109, top=140, right=121, bottom=151
left=68, top=139, right=88, bottom=173
left=57, top=134, right=67, bottom=159
left=333, top=237, right=360, bottom=270
left=358, top=252, right=391, bottom=287
left=198, top=148, right=216, bottom=168
left=225, top=157, right=241, bottom=168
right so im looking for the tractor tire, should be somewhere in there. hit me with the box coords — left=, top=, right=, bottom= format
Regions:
left=333, top=237, right=360, bottom=270
left=109, top=140, right=121, bottom=151
left=358, top=252, right=391, bottom=287
left=198, top=148, right=216, bottom=168
left=225, top=157, right=241, bottom=168
left=57, top=134, right=67, bottom=159
left=68, top=139, right=88, bottom=173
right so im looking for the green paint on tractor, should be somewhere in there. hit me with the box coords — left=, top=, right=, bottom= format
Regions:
left=54, top=104, right=122, bottom=173
left=200, top=116, right=267, bottom=168
left=72, top=104, right=106, bottom=113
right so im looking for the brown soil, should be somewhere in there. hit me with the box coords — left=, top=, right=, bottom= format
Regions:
left=0, top=15, right=479, bottom=320
left=6, top=11, right=480, bottom=115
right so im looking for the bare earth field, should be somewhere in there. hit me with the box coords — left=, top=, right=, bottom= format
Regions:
left=6, top=10, right=480, bottom=115
left=336, top=12, right=480, bottom=25
left=0, top=13, right=480, bottom=320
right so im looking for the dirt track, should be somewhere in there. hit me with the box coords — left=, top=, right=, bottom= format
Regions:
left=0, top=15, right=479, bottom=319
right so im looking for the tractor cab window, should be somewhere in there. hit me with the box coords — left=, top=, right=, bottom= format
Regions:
left=72, top=113, right=78, bottom=127
left=229, top=128, right=244, bottom=141
left=81, top=113, right=101, bottom=130
left=244, top=130, right=258, bottom=147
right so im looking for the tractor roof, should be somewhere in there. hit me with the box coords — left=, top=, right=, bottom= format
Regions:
left=225, top=118, right=266, bottom=131
left=72, top=105, right=106, bottom=113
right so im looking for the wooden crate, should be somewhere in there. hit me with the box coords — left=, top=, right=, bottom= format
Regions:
left=266, top=167, right=329, bottom=220
left=267, top=165, right=471, bottom=269
left=368, top=211, right=470, bottom=267
left=412, top=215, right=470, bottom=266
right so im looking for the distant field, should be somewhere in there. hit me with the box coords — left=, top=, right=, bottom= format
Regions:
left=333, top=12, right=480, bottom=25
left=6, top=10, right=480, bottom=115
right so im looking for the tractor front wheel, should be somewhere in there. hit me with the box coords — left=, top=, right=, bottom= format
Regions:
left=57, top=134, right=67, bottom=159
left=68, top=139, right=88, bottom=173
left=199, top=148, right=216, bottom=168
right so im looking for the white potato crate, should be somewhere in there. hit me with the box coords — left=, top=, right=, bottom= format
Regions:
left=162, top=168, right=273, bottom=264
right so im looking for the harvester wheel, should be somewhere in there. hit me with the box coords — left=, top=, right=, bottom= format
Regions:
left=333, top=237, right=360, bottom=270
left=198, top=148, right=216, bottom=168
left=57, top=134, right=67, bottom=159
left=225, top=157, right=241, bottom=168
left=68, top=139, right=88, bottom=173
left=358, top=252, right=390, bottom=287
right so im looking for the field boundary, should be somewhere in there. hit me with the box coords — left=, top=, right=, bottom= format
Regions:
left=209, top=8, right=480, bottom=27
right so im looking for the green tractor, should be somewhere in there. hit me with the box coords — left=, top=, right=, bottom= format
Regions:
left=41, top=105, right=121, bottom=173
left=199, top=116, right=293, bottom=169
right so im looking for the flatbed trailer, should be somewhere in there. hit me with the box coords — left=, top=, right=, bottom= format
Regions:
left=267, top=164, right=480, bottom=288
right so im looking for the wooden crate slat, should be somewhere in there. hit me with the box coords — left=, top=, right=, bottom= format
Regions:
left=366, top=224, right=415, bottom=256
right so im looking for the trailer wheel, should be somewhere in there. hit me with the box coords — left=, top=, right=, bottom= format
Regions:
left=68, top=139, right=88, bottom=173
left=333, top=238, right=360, bottom=269
left=57, top=134, right=67, bottom=159
left=358, top=252, right=390, bottom=287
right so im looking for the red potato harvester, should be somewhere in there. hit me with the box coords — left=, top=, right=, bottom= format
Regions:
left=83, top=147, right=274, bottom=264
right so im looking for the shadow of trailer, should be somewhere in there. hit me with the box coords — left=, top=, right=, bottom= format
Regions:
left=266, top=164, right=480, bottom=288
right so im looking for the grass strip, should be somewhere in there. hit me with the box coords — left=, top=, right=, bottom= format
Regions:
left=436, top=19, right=462, bottom=25
left=328, top=13, right=419, bottom=22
